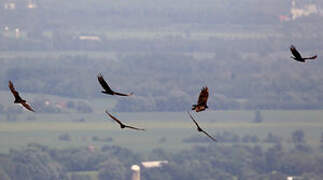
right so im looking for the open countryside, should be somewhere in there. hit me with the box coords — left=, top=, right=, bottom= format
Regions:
left=0, top=110, right=322, bottom=153
left=1, top=0, right=323, bottom=179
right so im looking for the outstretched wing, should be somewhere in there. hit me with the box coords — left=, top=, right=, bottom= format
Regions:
left=105, top=110, right=123, bottom=126
left=290, top=45, right=302, bottom=59
left=8, top=81, right=22, bottom=101
left=98, top=73, right=113, bottom=93
left=21, top=101, right=35, bottom=112
left=201, top=130, right=217, bottom=142
left=113, top=91, right=134, bottom=96
left=304, top=55, right=317, bottom=60
left=124, top=125, right=145, bottom=131
left=187, top=111, right=201, bottom=129
left=197, top=86, right=209, bottom=106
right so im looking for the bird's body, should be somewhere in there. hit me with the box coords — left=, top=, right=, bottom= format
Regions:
left=290, top=45, right=317, bottom=63
left=187, top=111, right=216, bottom=142
left=13, top=93, right=24, bottom=104
left=105, top=110, right=145, bottom=131
left=8, top=81, right=35, bottom=112
left=192, top=86, right=209, bottom=112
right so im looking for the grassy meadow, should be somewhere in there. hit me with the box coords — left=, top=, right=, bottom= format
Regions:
left=0, top=110, right=322, bottom=153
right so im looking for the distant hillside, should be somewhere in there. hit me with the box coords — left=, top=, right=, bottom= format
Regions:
left=0, top=0, right=322, bottom=111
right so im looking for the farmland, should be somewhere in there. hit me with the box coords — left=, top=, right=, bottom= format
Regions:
left=1, top=0, right=323, bottom=178
left=0, top=110, right=322, bottom=153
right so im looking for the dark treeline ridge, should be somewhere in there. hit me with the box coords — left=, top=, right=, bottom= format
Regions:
left=0, top=49, right=323, bottom=112
left=1, top=131, right=323, bottom=180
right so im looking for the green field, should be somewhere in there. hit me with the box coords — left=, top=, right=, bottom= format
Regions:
left=0, top=110, right=322, bottom=153
left=68, top=171, right=99, bottom=180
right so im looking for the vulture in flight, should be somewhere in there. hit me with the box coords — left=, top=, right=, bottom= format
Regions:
left=192, top=86, right=209, bottom=112
left=290, top=45, right=317, bottom=63
left=105, top=110, right=145, bottom=131
left=8, top=81, right=35, bottom=112
left=187, top=111, right=216, bottom=142
left=98, top=73, right=133, bottom=96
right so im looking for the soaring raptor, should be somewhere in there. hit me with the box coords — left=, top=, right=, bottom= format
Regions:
left=192, top=86, right=209, bottom=112
left=98, top=73, right=133, bottom=96
left=8, top=81, right=35, bottom=112
left=105, top=110, right=145, bottom=131
left=187, top=111, right=216, bottom=142
left=290, top=45, right=317, bottom=63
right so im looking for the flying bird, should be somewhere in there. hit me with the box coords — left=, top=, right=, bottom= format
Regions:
left=8, top=81, right=35, bottom=112
left=290, top=45, right=317, bottom=63
left=192, top=86, right=209, bottom=112
left=187, top=111, right=216, bottom=142
left=105, top=110, right=145, bottom=131
left=98, top=73, right=133, bottom=96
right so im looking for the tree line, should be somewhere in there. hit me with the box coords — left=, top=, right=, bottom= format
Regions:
left=0, top=49, right=322, bottom=112
left=1, top=130, right=323, bottom=180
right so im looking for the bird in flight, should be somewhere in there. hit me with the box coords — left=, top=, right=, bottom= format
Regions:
left=290, top=45, right=317, bottom=63
left=192, top=86, right=209, bottom=112
left=98, top=73, right=133, bottom=96
left=105, top=110, right=145, bottom=131
left=8, top=81, right=35, bottom=112
left=187, top=111, right=216, bottom=142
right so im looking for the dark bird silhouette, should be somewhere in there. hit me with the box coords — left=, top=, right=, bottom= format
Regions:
left=8, top=81, right=35, bottom=112
left=105, top=110, right=145, bottom=131
left=290, top=45, right=317, bottom=63
left=187, top=111, right=216, bottom=142
left=192, top=86, right=209, bottom=112
left=98, top=73, right=133, bottom=96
